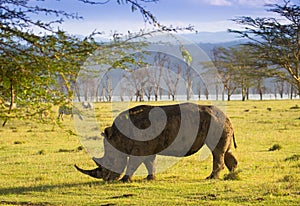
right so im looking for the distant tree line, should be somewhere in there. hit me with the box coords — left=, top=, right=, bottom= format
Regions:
left=1, top=0, right=299, bottom=125
left=75, top=51, right=209, bottom=102
left=206, top=44, right=298, bottom=101
left=76, top=44, right=298, bottom=102
left=75, top=1, right=300, bottom=102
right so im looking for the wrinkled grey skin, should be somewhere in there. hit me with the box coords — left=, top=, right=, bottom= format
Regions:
left=75, top=103, right=238, bottom=182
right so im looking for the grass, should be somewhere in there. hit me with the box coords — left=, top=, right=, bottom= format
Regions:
left=0, top=100, right=299, bottom=205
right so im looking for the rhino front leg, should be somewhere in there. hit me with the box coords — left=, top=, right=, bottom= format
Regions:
left=121, top=156, right=144, bottom=182
left=143, top=155, right=156, bottom=180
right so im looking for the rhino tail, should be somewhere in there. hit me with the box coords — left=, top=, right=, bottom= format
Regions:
left=74, top=164, right=102, bottom=179
left=233, top=133, right=237, bottom=149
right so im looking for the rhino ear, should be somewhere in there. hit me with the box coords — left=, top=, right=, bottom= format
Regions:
left=103, top=127, right=112, bottom=139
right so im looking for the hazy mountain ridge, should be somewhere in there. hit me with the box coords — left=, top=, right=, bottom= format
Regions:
left=180, top=31, right=243, bottom=44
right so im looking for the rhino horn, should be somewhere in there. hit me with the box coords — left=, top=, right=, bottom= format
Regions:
left=74, top=165, right=102, bottom=179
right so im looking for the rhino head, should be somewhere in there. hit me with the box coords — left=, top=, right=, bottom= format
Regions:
left=75, top=128, right=127, bottom=181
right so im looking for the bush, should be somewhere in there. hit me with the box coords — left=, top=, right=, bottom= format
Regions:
left=269, top=144, right=282, bottom=151
left=290, top=105, right=299, bottom=109
left=285, top=154, right=300, bottom=162
left=38, top=150, right=46, bottom=155
left=14, top=141, right=25, bottom=145
left=58, top=146, right=84, bottom=153
left=224, top=170, right=241, bottom=180
left=280, top=175, right=298, bottom=183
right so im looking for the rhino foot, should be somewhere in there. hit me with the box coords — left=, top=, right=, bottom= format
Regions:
left=120, top=175, right=132, bottom=183
left=205, top=173, right=220, bottom=180
left=145, top=175, right=156, bottom=181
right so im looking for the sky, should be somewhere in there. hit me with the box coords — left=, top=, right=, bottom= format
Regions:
left=34, top=0, right=296, bottom=41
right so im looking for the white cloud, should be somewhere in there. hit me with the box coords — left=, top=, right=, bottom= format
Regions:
left=200, top=0, right=281, bottom=7
left=210, top=0, right=232, bottom=6
left=183, top=0, right=230, bottom=6
left=199, top=0, right=232, bottom=6
left=236, top=0, right=281, bottom=7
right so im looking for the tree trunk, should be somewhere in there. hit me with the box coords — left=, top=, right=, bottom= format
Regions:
left=205, top=88, right=209, bottom=100
left=222, top=90, right=225, bottom=101
left=227, top=90, right=231, bottom=101
left=290, top=85, right=293, bottom=100
left=227, top=95, right=231, bottom=101
left=297, top=81, right=300, bottom=97
left=259, top=91, right=263, bottom=101
left=227, top=89, right=231, bottom=101
left=3, top=81, right=15, bottom=127
left=241, top=85, right=246, bottom=101
left=75, top=84, right=81, bottom=102
left=280, top=82, right=284, bottom=99
left=84, top=86, right=88, bottom=101
left=246, top=87, right=249, bottom=100
left=215, top=85, right=219, bottom=101
left=241, top=88, right=246, bottom=101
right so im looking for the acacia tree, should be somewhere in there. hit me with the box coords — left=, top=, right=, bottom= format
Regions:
left=209, top=45, right=271, bottom=101
left=164, top=63, right=182, bottom=101
left=229, top=0, right=300, bottom=97
left=212, top=47, right=238, bottom=101
left=0, top=0, right=170, bottom=125
left=0, top=0, right=101, bottom=125
left=152, top=53, right=167, bottom=101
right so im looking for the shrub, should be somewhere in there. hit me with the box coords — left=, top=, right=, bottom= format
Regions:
left=269, top=144, right=282, bottom=151
left=58, top=146, right=84, bottom=153
left=290, top=105, right=299, bottom=109
left=38, top=150, right=46, bottom=155
left=224, top=170, right=241, bottom=180
left=280, top=175, right=298, bottom=183
left=14, top=141, right=25, bottom=145
left=284, top=154, right=300, bottom=162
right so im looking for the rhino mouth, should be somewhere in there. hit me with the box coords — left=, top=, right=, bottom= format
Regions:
left=74, top=164, right=121, bottom=181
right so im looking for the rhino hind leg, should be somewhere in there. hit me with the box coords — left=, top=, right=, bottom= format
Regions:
left=206, top=151, right=225, bottom=179
left=224, top=150, right=238, bottom=172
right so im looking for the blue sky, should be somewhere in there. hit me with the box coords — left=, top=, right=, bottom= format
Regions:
left=36, top=0, right=291, bottom=38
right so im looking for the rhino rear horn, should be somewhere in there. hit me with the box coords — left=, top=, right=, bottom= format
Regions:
left=103, top=127, right=112, bottom=139
left=74, top=165, right=102, bottom=179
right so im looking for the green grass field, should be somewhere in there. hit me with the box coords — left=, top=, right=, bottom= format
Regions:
left=0, top=100, right=299, bottom=205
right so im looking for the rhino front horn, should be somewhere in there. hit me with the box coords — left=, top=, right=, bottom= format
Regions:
left=74, top=165, right=102, bottom=179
